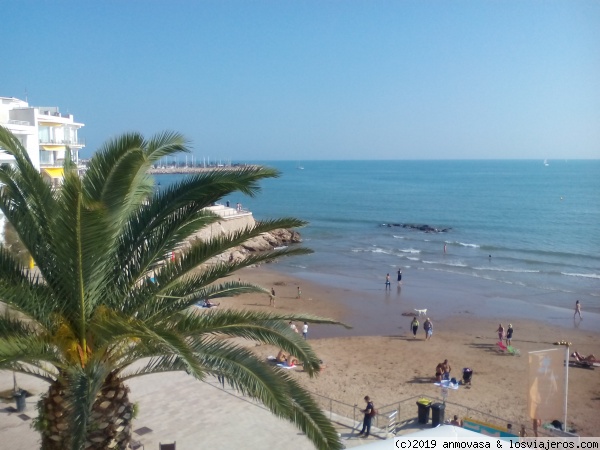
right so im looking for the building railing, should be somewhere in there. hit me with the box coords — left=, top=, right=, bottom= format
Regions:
left=39, top=138, right=85, bottom=146
left=7, top=120, right=32, bottom=126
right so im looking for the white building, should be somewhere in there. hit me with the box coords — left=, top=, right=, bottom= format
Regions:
left=0, top=97, right=85, bottom=186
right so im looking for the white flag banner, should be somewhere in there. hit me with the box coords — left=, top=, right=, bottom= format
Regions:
left=528, top=348, right=565, bottom=421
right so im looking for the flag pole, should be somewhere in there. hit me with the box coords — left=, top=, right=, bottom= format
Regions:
left=553, top=340, right=571, bottom=431
left=564, top=343, right=569, bottom=431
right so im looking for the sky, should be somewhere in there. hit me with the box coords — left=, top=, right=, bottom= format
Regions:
left=2, top=1, right=599, bottom=161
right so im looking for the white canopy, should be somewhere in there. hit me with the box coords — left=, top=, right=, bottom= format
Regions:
left=350, top=425, right=510, bottom=448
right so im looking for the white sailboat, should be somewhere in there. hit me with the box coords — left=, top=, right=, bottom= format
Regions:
left=544, top=159, right=549, bottom=166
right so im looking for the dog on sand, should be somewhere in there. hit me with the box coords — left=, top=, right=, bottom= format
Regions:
left=414, top=308, right=427, bottom=316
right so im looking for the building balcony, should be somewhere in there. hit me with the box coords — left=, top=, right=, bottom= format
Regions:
left=7, top=120, right=33, bottom=126
left=39, top=138, right=86, bottom=147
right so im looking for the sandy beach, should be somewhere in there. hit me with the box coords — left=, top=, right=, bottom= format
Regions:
left=220, top=265, right=600, bottom=437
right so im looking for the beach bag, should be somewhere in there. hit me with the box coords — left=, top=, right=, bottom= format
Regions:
left=369, top=404, right=377, bottom=416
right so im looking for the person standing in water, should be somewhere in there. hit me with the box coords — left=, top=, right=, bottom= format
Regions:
left=574, top=300, right=582, bottom=319
left=397, top=268, right=402, bottom=286
left=385, top=273, right=391, bottom=290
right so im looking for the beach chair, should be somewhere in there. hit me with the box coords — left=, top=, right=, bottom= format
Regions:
left=496, top=341, right=507, bottom=353
left=569, top=354, right=595, bottom=369
left=159, top=442, right=176, bottom=450
left=507, top=345, right=521, bottom=356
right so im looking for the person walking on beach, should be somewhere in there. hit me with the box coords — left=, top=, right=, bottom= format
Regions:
left=289, top=321, right=299, bottom=334
left=297, top=286, right=302, bottom=299
left=385, top=273, right=391, bottom=290
left=358, top=396, right=375, bottom=438
left=270, top=287, right=276, bottom=307
left=496, top=323, right=504, bottom=342
left=411, top=316, right=419, bottom=338
left=574, top=300, right=582, bottom=319
left=302, top=322, right=308, bottom=340
left=423, top=318, right=433, bottom=340
left=397, top=269, right=402, bottom=286
left=506, top=324, right=514, bottom=346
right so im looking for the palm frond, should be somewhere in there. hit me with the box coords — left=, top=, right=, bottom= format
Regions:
left=6, top=361, right=58, bottom=383
left=0, top=335, right=62, bottom=370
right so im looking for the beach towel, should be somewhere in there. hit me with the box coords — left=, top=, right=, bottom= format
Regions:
left=196, top=302, right=218, bottom=308
left=434, top=380, right=459, bottom=390
left=276, top=363, right=296, bottom=369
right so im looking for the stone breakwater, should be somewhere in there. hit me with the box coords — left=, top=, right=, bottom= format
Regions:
left=381, top=223, right=451, bottom=233
left=177, top=207, right=302, bottom=264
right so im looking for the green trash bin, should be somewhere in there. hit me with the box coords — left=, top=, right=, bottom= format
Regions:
left=14, top=389, right=26, bottom=412
left=416, top=398, right=431, bottom=424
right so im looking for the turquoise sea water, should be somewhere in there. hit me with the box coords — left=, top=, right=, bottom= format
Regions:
left=157, top=160, right=600, bottom=318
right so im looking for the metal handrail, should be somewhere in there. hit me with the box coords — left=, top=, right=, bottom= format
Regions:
left=311, top=391, right=556, bottom=438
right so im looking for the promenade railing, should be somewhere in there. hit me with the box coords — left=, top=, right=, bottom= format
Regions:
left=311, top=390, right=557, bottom=438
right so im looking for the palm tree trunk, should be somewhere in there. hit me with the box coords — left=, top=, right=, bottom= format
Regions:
left=39, top=375, right=135, bottom=450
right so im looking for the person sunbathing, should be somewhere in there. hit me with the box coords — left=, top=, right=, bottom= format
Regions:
left=276, top=350, right=288, bottom=363
left=202, top=299, right=220, bottom=308
left=287, top=356, right=299, bottom=366
left=572, top=351, right=598, bottom=363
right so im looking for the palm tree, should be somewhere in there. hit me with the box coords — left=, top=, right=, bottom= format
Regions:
left=0, top=126, right=344, bottom=450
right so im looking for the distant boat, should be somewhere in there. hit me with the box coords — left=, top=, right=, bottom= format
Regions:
left=544, top=159, right=549, bottom=166
left=297, top=166, right=304, bottom=170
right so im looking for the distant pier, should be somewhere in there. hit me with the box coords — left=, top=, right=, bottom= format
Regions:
left=148, top=165, right=259, bottom=175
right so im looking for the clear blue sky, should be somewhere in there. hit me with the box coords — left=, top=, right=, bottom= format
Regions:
left=3, top=1, right=599, bottom=160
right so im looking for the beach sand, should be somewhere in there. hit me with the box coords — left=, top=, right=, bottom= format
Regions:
left=221, top=266, right=600, bottom=437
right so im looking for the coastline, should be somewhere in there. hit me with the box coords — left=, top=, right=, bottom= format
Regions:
left=219, top=264, right=600, bottom=437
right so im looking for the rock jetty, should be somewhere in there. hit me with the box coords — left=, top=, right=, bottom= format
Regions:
left=381, top=223, right=451, bottom=233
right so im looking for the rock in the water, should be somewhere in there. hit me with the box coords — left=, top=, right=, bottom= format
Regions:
left=381, top=223, right=451, bottom=233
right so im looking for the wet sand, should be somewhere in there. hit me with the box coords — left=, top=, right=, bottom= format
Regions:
left=218, top=265, right=600, bottom=437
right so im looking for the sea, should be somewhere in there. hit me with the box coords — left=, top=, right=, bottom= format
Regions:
left=156, top=160, right=600, bottom=328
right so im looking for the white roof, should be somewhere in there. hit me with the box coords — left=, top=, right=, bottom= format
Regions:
left=352, top=425, right=507, bottom=448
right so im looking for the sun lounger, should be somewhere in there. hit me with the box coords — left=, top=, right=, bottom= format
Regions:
left=569, top=354, right=598, bottom=369
left=497, top=341, right=520, bottom=356
left=507, top=345, right=521, bottom=356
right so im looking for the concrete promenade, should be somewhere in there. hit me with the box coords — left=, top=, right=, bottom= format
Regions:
left=0, top=370, right=377, bottom=449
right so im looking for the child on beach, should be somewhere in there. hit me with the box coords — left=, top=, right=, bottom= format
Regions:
left=496, top=323, right=504, bottom=341
left=385, top=273, right=391, bottom=290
